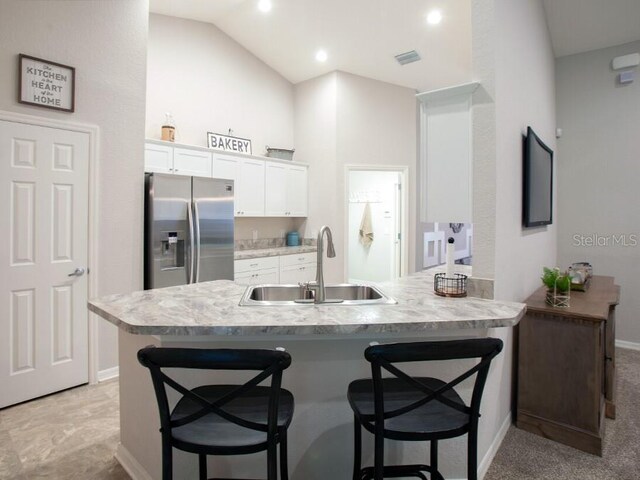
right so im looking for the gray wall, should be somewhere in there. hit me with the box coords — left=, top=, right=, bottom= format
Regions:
left=294, top=71, right=418, bottom=283
left=556, top=40, right=640, bottom=345
left=469, top=0, right=558, bottom=467
left=146, top=13, right=302, bottom=243
left=0, top=0, right=149, bottom=372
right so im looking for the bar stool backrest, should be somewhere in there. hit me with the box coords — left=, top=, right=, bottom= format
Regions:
left=138, top=347, right=292, bottom=439
left=364, top=338, right=503, bottom=424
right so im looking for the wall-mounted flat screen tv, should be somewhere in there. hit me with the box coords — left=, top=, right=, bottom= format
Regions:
left=523, top=126, right=553, bottom=227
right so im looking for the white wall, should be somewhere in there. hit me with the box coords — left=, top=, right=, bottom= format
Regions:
left=147, top=14, right=294, bottom=153
left=556, top=41, right=640, bottom=345
left=295, top=71, right=417, bottom=283
left=469, top=0, right=557, bottom=470
left=294, top=72, right=340, bottom=272
left=494, top=0, right=557, bottom=302
left=0, top=0, right=149, bottom=372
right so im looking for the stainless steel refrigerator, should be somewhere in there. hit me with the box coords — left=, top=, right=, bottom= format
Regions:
left=144, top=173, right=234, bottom=289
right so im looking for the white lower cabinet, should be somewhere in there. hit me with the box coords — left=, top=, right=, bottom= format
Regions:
left=279, top=252, right=316, bottom=284
left=279, top=263, right=316, bottom=284
left=234, top=253, right=316, bottom=285
left=235, top=270, right=278, bottom=286
left=234, top=256, right=279, bottom=285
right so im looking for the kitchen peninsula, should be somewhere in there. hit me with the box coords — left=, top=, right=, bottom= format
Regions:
left=89, top=270, right=526, bottom=479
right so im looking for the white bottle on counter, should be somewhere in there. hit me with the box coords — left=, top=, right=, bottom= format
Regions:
left=446, top=237, right=455, bottom=278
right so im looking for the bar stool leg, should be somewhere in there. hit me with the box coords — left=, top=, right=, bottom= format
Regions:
left=353, top=415, right=362, bottom=480
left=198, top=454, right=207, bottom=480
left=430, top=440, right=438, bottom=474
left=373, top=427, right=384, bottom=480
left=267, top=440, right=278, bottom=480
left=279, top=429, right=289, bottom=480
left=468, top=428, right=478, bottom=480
left=161, top=438, right=172, bottom=480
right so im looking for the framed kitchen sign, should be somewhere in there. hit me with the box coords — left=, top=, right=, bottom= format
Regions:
left=207, top=132, right=252, bottom=155
left=19, top=54, right=75, bottom=112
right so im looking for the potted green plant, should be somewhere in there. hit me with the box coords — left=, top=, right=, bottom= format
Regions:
left=541, top=267, right=571, bottom=307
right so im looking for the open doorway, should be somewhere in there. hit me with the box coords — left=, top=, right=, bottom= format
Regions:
left=346, top=167, right=406, bottom=283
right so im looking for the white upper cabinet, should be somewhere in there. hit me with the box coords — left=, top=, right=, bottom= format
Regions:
left=265, top=162, right=287, bottom=216
left=416, top=82, right=478, bottom=223
left=286, top=165, right=308, bottom=217
left=144, top=143, right=212, bottom=177
left=239, top=159, right=265, bottom=216
left=146, top=140, right=307, bottom=218
left=173, top=147, right=212, bottom=177
left=144, top=143, right=173, bottom=173
left=212, top=154, right=265, bottom=217
left=265, top=161, right=308, bottom=217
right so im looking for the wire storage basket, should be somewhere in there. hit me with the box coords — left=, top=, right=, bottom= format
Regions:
left=545, top=284, right=570, bottom=307
left=434, top=273, right=468, bottom=298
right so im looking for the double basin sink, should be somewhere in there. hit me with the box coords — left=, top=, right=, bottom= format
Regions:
left=239, top=284, right=397, bottom=306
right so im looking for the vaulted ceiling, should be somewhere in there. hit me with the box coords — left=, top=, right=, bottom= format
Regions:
left=149, top=0, right=473, bottom=93
left=149, top=0, right=640, bottom=91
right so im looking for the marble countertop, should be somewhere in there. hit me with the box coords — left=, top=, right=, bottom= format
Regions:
left=88, top=270, right=526, bottom=336
left=234, top=245, right=317, bottom=260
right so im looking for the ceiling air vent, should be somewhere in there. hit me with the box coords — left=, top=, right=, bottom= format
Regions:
left=395, top=50, right=421, bottom=65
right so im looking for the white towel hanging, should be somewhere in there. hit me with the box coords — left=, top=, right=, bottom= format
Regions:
left=359, top=203, right=374, bottom=247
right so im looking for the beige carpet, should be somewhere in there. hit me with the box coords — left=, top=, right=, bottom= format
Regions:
left=486, top=348, right=640, bottom=480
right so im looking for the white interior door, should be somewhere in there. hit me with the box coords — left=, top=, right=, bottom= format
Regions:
left=0, top=120, right=89, bottom=408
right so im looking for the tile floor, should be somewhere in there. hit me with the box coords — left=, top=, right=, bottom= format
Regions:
left=0, top=379, right=128, bottom=480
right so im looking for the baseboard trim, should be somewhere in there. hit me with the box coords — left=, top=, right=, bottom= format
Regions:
left=97, top=366, right=119, bottom=382
left=116, top=443, right=153, bottom=480
left=478, top=411, right=512, bottom=480
left=113, top=414, right=512, bottom=480
left=616, top=340, right=640, bottom=351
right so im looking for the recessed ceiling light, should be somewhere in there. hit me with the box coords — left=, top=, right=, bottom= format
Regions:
left=257, top=0, right=272, bottom=13
left=315, top=49, right=328, bottom=62
left=427, top=10, right=442, bottom=25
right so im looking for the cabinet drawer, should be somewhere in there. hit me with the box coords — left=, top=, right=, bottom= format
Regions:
left=235, top=256, right=279, bottom=274
left=235, top=269, right=279, bottom=285
left=280, top=252, right=316, bottom=268
left=279, top=264, right=316, bottom=285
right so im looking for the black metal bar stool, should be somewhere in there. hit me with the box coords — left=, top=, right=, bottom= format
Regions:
left=347, top=338, right=503, bottom=480
left=138, top=346, right=294, bottom=480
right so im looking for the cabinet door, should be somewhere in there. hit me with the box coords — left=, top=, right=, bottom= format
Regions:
left=173, top=148, right=212, bottom=177
left=265, top=162, right=287, bottom=216
left=145, top=143, right=173, bottom=173
left=213, top=155, right=241, bottom=214
left=287, top=165, right=308, bottom=217
left=239, top=159, right=265, bottom=216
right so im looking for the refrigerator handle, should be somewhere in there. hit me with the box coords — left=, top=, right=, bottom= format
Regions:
left=194, top=200, right=202, bottom=283
left=187, top=201, right=195, bottom=284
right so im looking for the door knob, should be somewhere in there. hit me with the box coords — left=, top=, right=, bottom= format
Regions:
left=68, top=267, right=86, bottom=277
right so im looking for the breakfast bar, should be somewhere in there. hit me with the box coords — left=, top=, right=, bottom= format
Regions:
left=89, top=270, right=526, bottom=479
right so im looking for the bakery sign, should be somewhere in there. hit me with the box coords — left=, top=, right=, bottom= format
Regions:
left=207, top=132, right=252, bottom=155
left=19, top=54, right=75, bottom=112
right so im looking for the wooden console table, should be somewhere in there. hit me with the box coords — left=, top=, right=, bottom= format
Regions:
left=517, top=275, right=620, bottom=456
